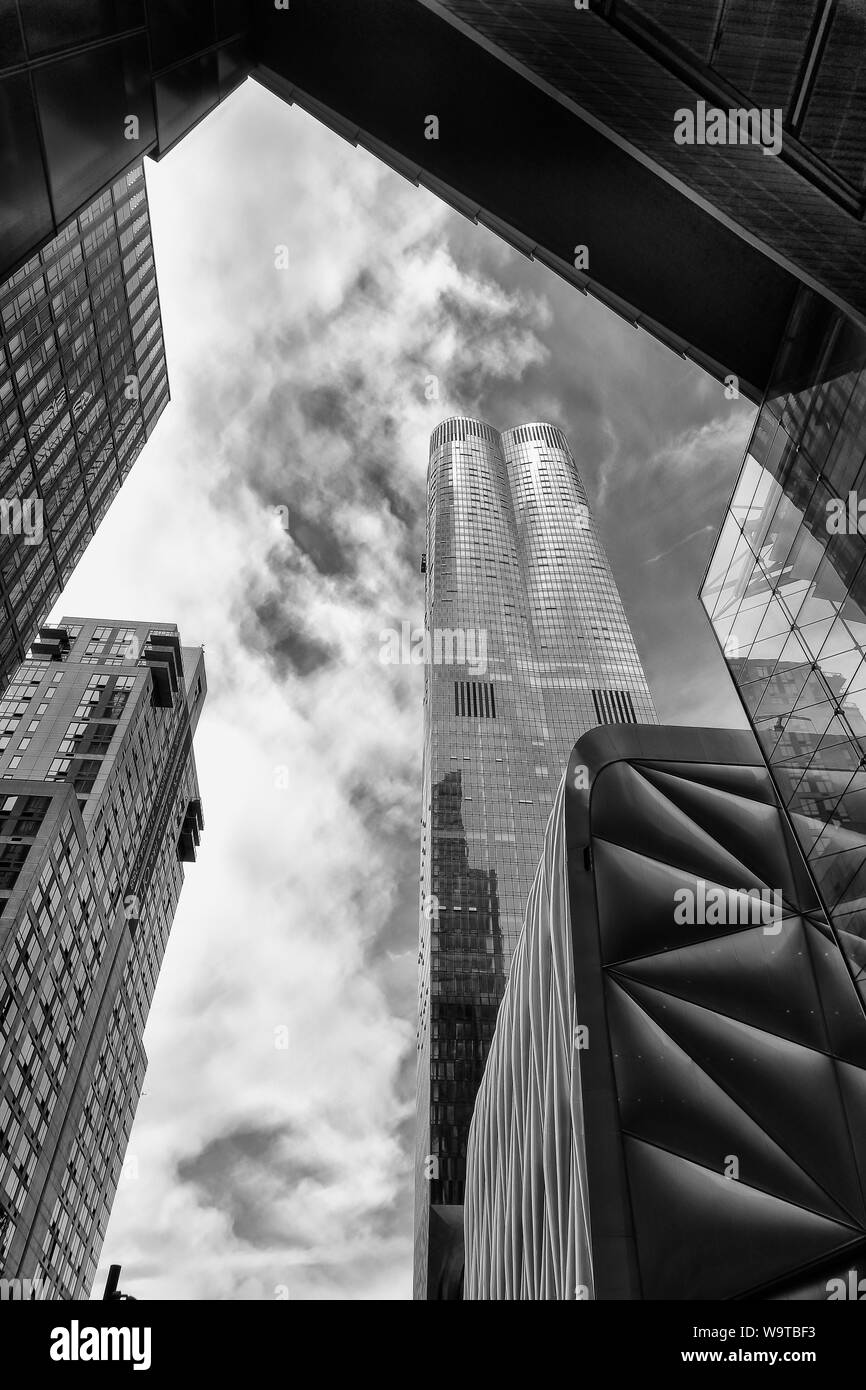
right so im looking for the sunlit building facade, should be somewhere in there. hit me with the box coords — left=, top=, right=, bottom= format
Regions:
left=0, top=164, right=168, bottom=688
left=0, top=617, right=205, bottom=1299
left=701, top=289, right=866, bottom=1001
left=414, top=417, right=656, bottom=1299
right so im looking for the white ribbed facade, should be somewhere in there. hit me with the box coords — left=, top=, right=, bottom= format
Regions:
left=463, top=771, right=593, bottom=1299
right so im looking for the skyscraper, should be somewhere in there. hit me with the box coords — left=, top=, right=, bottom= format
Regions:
left=0, top=164, right=168, bottom=688
left=464, top=725, right=866, bottom=1301
left=0, top=616, right=205, bottom=1299
left=415, top=417, right=656, bottom=1299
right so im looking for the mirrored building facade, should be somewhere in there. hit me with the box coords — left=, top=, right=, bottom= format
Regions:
left=0, top=616, right=205, bottom=1299
left=415, top=417, right=656, bottom=1299
left=0, top=0, right=249, bottom=278
left=0, top=163, right=168, bottom=688
left=465, top=725, right=866, bottom=1301
left=701, top=289, right=866, bottom=1001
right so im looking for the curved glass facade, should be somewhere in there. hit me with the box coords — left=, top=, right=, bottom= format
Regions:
left=414, top=418, right=656, bottom=1298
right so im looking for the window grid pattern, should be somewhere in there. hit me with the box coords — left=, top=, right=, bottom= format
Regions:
left=0, top=619, right=203, bottom=1297
left=415, top=417, right=657, bottom=1297
left=0, top=169, right=168, bottom=688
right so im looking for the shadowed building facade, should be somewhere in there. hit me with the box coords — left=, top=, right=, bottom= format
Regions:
left=0, top=163, right=168, bottom=688
left=415, top=417, right=656, bottom=1298
left=0, top=617, right=205, bottom=1298
left=465, top=725, right=866, bottom=1300
left=2, top=2, right=864, bottom=398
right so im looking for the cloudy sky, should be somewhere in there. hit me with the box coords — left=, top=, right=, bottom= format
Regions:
left=51, top=79, right=753, bottom=1300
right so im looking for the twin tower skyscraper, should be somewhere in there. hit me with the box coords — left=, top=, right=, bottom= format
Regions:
left=414, top=417, right=656, bottom=1299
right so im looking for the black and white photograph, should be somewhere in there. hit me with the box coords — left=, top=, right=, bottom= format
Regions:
left=0, top=0, right=865, bottom=1365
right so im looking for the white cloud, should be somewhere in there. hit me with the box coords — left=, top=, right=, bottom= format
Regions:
left=44, top=75, right=755, bottom=1302
left=49, top=83, right=554, bottom=1301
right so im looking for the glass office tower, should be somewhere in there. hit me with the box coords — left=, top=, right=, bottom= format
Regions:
left=701, top=290, right=866, bottom=1003
left=0, top=1, right=249, bottom=278
left=0, top=164, right=168, bottom=688
left=0, top=616, right=205, bottom=1299
left=415, top=417, right=656, bottom=1299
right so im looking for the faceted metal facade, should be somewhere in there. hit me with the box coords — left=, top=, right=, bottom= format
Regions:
left=465, top=726, right=866, bottom=1301
left=0, top=164, right=168, bottom=687
left=701, top=289, right=866, bottom=1004
left=0, top=617, right=205, bottom=1298
left=415, top=417, right=656, bottom=1299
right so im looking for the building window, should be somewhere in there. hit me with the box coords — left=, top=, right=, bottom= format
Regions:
left=591, top=689, right=637, bottom=725
left=453, top=682, right=496, bottom=718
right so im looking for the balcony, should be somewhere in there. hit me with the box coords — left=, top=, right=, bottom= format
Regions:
left=177, top=798, right=203, bottom=862
left=30, top=626, right=71, bottom=661
left=142, top=630, right=182, bottom=707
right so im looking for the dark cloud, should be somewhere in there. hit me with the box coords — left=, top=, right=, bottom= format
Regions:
left=246, top=594, right=336, bottom=678
left=362, top=457, right=419, bottom=534
left=287, top=510, right=353, bottom=578
left=298, top=383, right=353, bottom=436
left=177, top=1123, right=328, bottom=1250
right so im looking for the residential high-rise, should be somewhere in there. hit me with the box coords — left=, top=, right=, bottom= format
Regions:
left=701, top=287, right=866, bottom=1002
left=464, top=725, right=866, bottom=1301
left=0, top=617, right=205, bottom=1299
left=415, top=417, right=656, bottom=1299
left=0, top=164, right=168, bottom=687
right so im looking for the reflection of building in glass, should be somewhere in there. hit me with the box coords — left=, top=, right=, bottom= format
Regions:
left=0, top=617, right=205, bottom=1298
left=701, top=292, right=866, bottom=997
left=732, top=656, right=866, bottom=772
left=415, top=418, right=656, bottom=1300
left=0, top=166, right=168, bottom=686
left=465, top=726, right=866, bottom=1301
left=424, top=769, right=503, bottom=1302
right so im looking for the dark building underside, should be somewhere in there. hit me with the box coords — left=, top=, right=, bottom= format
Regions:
left=4, top=2, right=866, bottom=401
